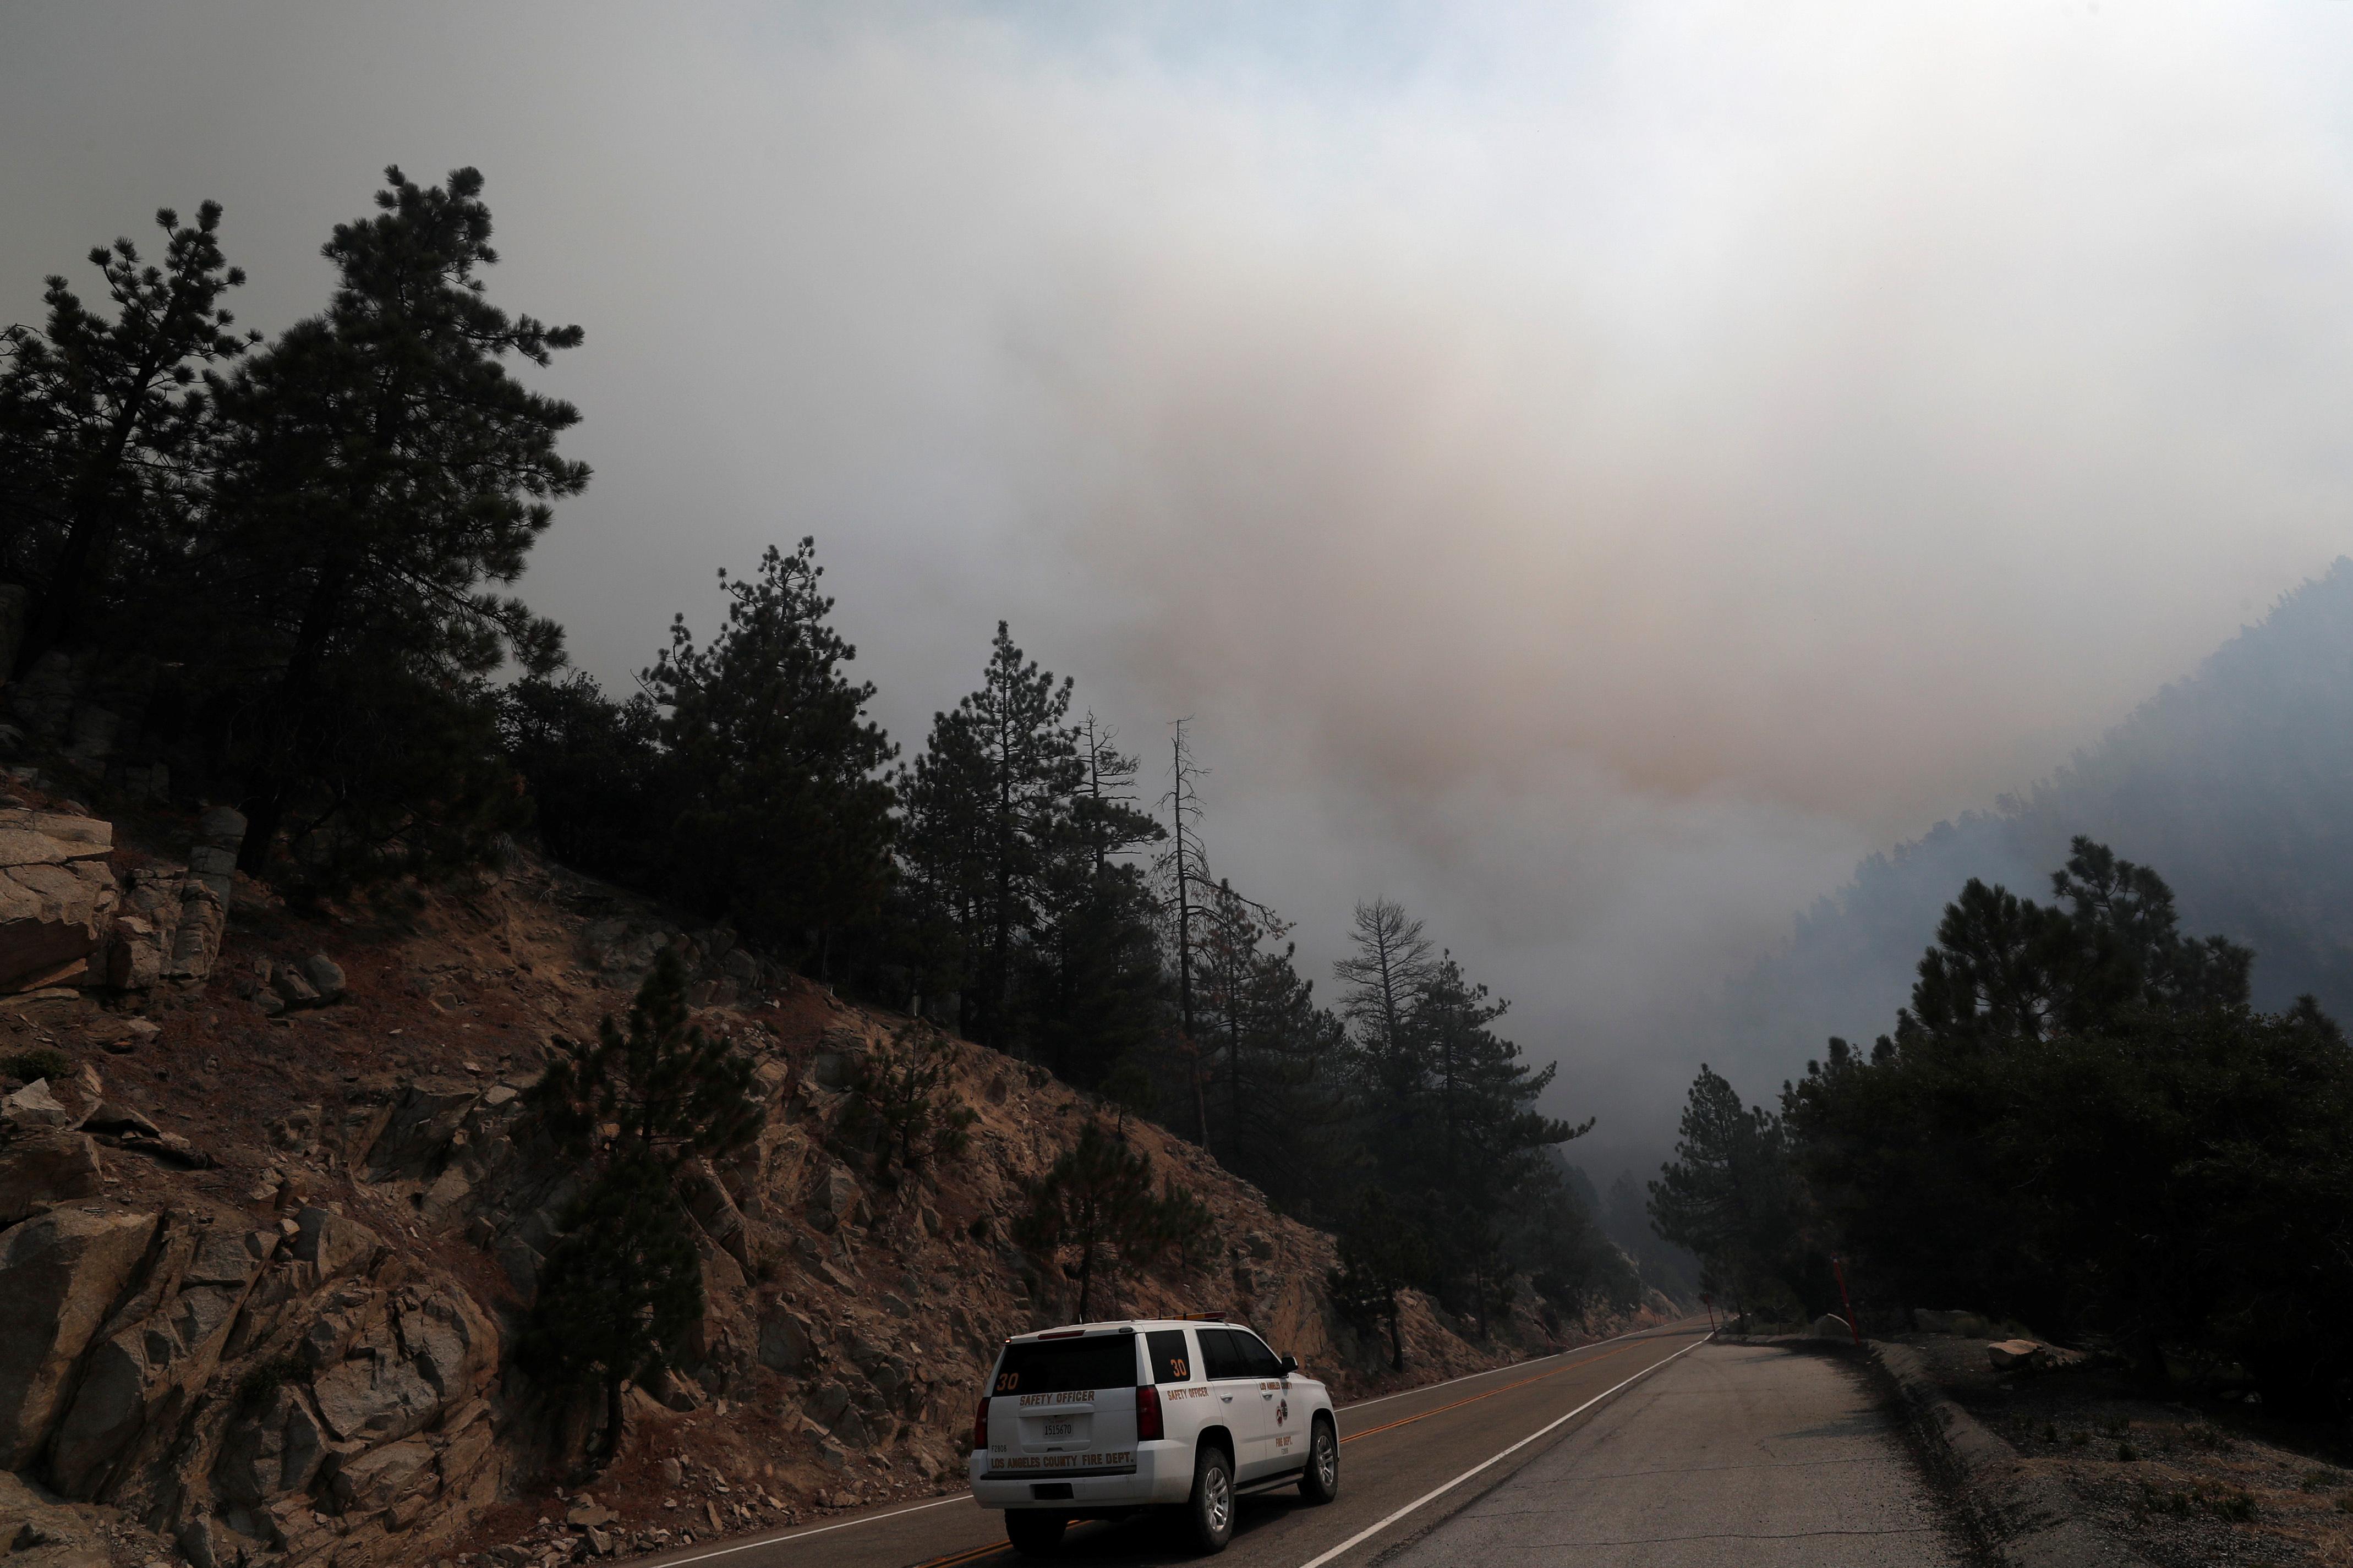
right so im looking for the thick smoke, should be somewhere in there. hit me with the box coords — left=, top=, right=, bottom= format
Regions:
left=8, top=2, right=2353, bottom=1169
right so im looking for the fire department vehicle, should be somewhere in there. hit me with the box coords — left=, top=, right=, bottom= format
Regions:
left=968, top=1315, right=1339, bottom=1556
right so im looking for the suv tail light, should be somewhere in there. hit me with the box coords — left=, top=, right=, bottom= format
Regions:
left=973, top=1393, right=990, bottom=1450
left=1135, top=1384, right=1163, bottom=1442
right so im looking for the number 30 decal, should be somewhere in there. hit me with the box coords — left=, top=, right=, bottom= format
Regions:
left=996, top=1372, right=1020, bottom=1392
left=1170, top=1358, right=1188, bottom=1378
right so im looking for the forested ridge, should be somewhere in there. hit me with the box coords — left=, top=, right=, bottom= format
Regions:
left=0, top=168, right=1661, bottom=1358
left=1722, top=558, right=2353, bottom=1088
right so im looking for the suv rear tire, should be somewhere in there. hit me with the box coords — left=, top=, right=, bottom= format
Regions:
left=1300, top=1416, right=1339, bottom=1503
left=1005, top=1511, right=1066, bottom=1558
left=1184, top=1444, right=1235, bottom=1553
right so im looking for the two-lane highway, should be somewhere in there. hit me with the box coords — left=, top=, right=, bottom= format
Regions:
left=631, top=1322, right=1712, bottom=1568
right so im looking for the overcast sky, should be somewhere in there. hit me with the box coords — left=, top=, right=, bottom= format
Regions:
left=10, top=1, right=2353, bottom=1171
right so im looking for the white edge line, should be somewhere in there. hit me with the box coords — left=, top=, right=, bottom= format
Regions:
left=645, top=1319, right=1711, bottom=1568
left=642, top=1492, right=971, bottom=1568
left=1337, top=1319, right=1700, bottom=1413
left=1293, top=1335, right=1707, bottom=1568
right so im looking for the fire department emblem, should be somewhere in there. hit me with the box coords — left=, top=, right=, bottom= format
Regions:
left=1276, top=1398, right=1289, bottom=1426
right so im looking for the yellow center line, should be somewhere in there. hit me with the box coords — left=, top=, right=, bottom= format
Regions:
left=1339, top=1339, right=1659, bottom=1444
left=908, top=1330, right=1704, bottom=1568
left=903, top=1544, right=1007, bottom=1568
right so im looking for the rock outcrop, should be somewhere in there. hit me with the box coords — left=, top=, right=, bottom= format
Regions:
left=0, top=1196, right=502, bottom=1568
left=0, top=811, right=118, bottom=993
left=0, top=804, right=239, bottom=996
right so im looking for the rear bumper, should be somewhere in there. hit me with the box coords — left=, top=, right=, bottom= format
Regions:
left=969, top=1443, right=1190, bottom=1509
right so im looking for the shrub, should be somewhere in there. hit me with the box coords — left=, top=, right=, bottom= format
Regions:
left=2, top=1048, right=71, bottom=1084
left=234, top=1355, right=307, bottom=1413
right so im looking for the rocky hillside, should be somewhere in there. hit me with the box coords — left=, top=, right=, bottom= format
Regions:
left=0, top=785, right=1671, bottom=1568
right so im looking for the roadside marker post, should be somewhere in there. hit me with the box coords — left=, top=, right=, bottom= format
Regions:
left=1831, top=1256, right=1862, bottom=1345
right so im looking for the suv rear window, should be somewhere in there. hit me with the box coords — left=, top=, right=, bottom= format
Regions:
left=992, top=1335, right=1140, bottom=1396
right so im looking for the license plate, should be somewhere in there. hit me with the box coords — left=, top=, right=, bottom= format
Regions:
left=1044, top=1421, right=1073, bottom=1438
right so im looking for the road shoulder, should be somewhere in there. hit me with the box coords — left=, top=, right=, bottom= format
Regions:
left=1377, top=1341, right=1971, bottom=1567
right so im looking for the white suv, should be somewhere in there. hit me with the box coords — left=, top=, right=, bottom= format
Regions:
left=969, top=1315, right=1339, bottom=1556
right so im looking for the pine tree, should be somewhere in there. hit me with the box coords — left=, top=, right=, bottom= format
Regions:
left=524, top=946, right=763, bottom=1457
left=839, top=1026, right=977, bottom=1183
left=1902, top=837, right=2252, bottom=1044
left=1328, top=1189, right=1428, bottom=1370
left=497, top=670, right=666, bottom=889
left=1648, top=1065, right=1802, bottom=1320
left=1195, top=878, right=1351, bottom=1211
left=646, top=538, right=898, bottom=968
left=523, top=1150, right=703, bottom=1458
left=1027, top=719, right=1165, bottom=1085
left=1013, top=1121, right=1206, bottom=1320
left=1334, top=898, right=1434, bottom=1062
left=0, top=199, right=254, bottom=671
left=207, top=166, right=585, bottom=876
left=529, top=944, right=764, bottom=1168
left=1340, top=922, right=1588, bottom=1335
left=900, top=623, right=1085, bottom=1046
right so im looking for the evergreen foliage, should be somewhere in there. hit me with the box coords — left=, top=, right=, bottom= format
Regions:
left=524, top=947, right=763, bottom=1456
left=1337, top=915, right=1597, bottom=1339
left=1660, top=837, right=2353, bottom=1413
left=839, top=1026, right=977, bottom=1182
left=1646, top=1066, right=1811, bottom=1319
left=1012, top=1121, right=1209, bottom=1320
left=200, top=166, right=584, bottom=880
left=1327, top=1188, right=1427, bottom=1370
left=645, top=538, right=898, bottom=966
left=0, top=199, right=255, bottom=668
left=496, top=670, right=666, bottom=889
left=522, top=1149, right=703, bottom=1457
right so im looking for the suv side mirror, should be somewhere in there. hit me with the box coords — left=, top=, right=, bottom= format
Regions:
left=1279, top=1353, right=1299, bottom=1375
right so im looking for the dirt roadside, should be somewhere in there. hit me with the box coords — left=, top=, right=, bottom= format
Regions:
left=1864, top=1331, right=2353, bottom=1567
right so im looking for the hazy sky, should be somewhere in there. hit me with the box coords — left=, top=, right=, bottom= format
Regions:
left=10, top=2, right=2353, bottom=1169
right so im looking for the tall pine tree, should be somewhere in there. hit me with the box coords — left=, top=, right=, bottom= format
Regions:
left=207, top=166, right=584, bottom=876
left=645, top=538, right=897, bottom=969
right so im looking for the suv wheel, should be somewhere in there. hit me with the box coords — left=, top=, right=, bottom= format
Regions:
left=1184, top=1444, right=1235, bottom=1553
left=1300, top=1416, right=1339, bottom=1504
left=1005, top=1511, right=1065, bottom=1558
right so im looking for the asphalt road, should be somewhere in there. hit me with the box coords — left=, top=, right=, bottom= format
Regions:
left=625, top=1321, right=1715, bottom=1568
left=1383, top=1342, right=1968, bottom=1567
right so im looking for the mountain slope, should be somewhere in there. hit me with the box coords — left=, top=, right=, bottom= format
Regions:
left=1721, top=557, right=2353, bottom=1089
left=0, top=796, right=1671, bottom=1568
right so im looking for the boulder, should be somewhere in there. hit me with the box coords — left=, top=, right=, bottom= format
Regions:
left=81, top=1101, right=158, bottom=1138
left=758, top=1312, right=816, bottom=1374
left=1987, top=1338, right=2045, bottom=1372
left=1808, top=1313, right=1853, bottom=1341
left=2, top=1081, right=77, bottom=1129
left=328, top=1434, right=434, bottom=1514
left=360, top=1081, right=479, bottom=1181
left=300, top=954, right=346, bottom=1004
left=271, top=963, right=321, bottom=1008
left=0, top=1125, right=102, bottom=1224
left=806, top=1164, right=866, bottom=1229
left=292, top=1208, right=382, bottom=1280
left=312, top=1346, right=440, bottom=1448
left=46, top=1062, right=104, bottom=1126
left=0, top=812, right=117, bottom=993
left=0, top=1207, right=159, bottom=1467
